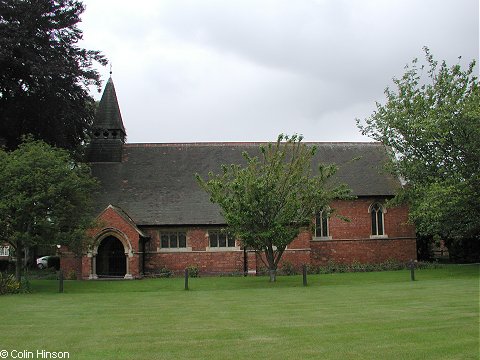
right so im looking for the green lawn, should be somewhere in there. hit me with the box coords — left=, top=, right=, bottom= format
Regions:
left=0, top=265, right=478, bottom=360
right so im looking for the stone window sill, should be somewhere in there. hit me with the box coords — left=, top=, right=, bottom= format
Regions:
left=158, top=247, right=192, bottom=253
left=370, top=235, right=388, bottom=239
left=312, top=236, right=333, bottom=241
left=206, top=246, right=241, bottom=252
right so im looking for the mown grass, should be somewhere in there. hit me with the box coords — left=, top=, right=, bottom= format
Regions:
left=0, top=265, right=478, bottom=359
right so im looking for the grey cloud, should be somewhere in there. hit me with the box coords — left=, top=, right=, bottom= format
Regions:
left=81, top=0, right=478, bottom=143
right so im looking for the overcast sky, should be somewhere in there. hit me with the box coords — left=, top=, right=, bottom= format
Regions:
left=80, top=0, right=479, bottom=144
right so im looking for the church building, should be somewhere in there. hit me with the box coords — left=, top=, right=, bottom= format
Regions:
left=60, top=77, right=416, bottom=279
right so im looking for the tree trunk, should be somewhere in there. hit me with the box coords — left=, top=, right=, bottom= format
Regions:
left=269, top=269, right=277, bottom=282
left=15, top=244, right=22, bottom=282
left=265, top=247, right=277, bottom=282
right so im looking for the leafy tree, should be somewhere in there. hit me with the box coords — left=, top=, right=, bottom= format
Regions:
left=0, top=0, right=107, bottom=157
left=196, top=134, right=351, bottom=281
left=0, top=138, right=97, bottom=280
left=357, top=47, right=480, bottom=261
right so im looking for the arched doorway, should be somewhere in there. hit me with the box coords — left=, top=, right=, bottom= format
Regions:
left=96, top=236, right=127, bottom=277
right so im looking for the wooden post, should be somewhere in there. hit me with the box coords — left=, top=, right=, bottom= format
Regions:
left=409, top=260, right=415, bottom=281
left=184, top=268, right=189, bottom=290
left=302, top=264, right=307, bottom=286
left=59, top=270, right=64, bottom=293
left=243, top=247, right=248, bottom=277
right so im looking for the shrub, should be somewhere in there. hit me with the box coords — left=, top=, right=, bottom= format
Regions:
left=158, top=267, right=173, bottom=278
left=256, top=266, right=268, bottom=276
left=0, top=273, right=20, bottom=295
left=350, top=260, right=368, bottom=272
left=320, top=260, right=349, bottom=274
left=66, top=270, right=77, bottom=280
left=186, top=265, right=199, bottom=278
left=417, top=235, right=435, bottom=261
left=445, top=238, right=480, bottom=263
left=26, top=267, right=58, bottom=280
left=416, top=261, right=444, bottom=270
left=281, top=261, right=297, bottom=276
left=310, top=259, right=445, bottom=275
left=145, top=267, right=173, bottom=278
left=19, top=276, right=31, bottom=293
left=47, top=256, right=60, bottom=270
left=0, top=260, right=14, bottom=272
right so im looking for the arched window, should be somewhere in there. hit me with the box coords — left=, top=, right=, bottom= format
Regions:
left=370, top=203, right=385, bottom=236
left=315, top=210, right=329, bottom=238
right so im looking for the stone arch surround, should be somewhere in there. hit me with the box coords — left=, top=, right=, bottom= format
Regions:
left=88, top=228, right=134, bottom=279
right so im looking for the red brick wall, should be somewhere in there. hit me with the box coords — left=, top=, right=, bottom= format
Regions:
left=81, top=256, right=91, bottom=279
left=310, top=198, right=416, bottom=265
left=145, top=251, right=244, bottom=275
left=92, top=207, right=141, bottom=253
left=310, top=239, right=416, bottom=265
left=329, top=198, right=415, bottom=239
left=288, top=229, right=311, bottom=249
left=142, top=226, right=210, bottom=252
left=254, top=229, right=311, bottom=273
left=59, top=248, right=82, bottom=279
left=142, top=227, right=244, bottom=275
left=92, top=207, right=141, bottom=278
left=70, top=198, right=416, bottom=278
left=61, top=206, right=144, bottom=279
left=189, top=228, right=209, bottom=251
left=278, top=250, right=310, bottom=272
left=129, top=255, right=140, bottom=277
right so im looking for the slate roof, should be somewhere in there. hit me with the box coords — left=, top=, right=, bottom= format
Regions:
left=94, top=77, right=126, bottom=134
left=90, top=142, right=400, bottom=226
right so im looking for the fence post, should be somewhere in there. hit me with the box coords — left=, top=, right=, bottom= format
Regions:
left=58, top=270, right=64, bottom=293
left=184, top=268, right=189, bottom=290
left=409, top=260, right=415, bottom=281
left=302, top=264, right=308, bottom=286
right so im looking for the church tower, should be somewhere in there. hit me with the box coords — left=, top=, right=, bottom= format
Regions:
left=87, top=76, right=126, bottom=162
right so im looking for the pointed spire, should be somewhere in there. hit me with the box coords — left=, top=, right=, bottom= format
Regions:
left=87, top=76, right=126, bottom=162
left=93, top=76, right=126, bottom=140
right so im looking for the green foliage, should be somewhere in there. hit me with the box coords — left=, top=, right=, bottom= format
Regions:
left=0, top=260, right=13, bottom=272
left=19, top=276, right=31, bottom=293
left=446, top=237, right=480, bottom=263
left=147, top=266, right=173, bottom=278
left=0, top=0, right=107, bottom=157
left=197, top=134, right=351, bottom=280
left=416, top=235, right=435, bottom=261
left=24, top=267, right=59, bottom=280
left=0, top=272, right=30, bottom=295
left=0, top=138, right=98, bottom=280
left=280, top=261, right=298, bottom=276
left=66, top=269, right=77, bottom=281
left=0, top=273, right=20, bottom=295
left=47, top=256, right=60, bottom=270
left=186, top=265, right=199, bottom=278
left=307, top=260, right=443, bottom=275
left=357, top=48, right=480, bottom=260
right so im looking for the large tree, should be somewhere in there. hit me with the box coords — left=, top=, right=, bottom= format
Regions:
left=0, top=0, right=107, bottom=157
left=357, top=48, right=480, bottom=261
left=0, top=138, right=97, bottom=280
left=196, top=134, right=351, bottom=281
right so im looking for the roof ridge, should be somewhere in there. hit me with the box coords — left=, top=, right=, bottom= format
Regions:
left=124, top=141, right=380, bottom=148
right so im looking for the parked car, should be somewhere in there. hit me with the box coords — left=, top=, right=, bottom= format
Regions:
left=36, top=256, right=60, bottom=270
left=36, top=256, right=50, bottom=269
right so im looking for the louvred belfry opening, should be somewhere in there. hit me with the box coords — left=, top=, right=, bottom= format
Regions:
left=87, top=76, right=126, bottom=162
